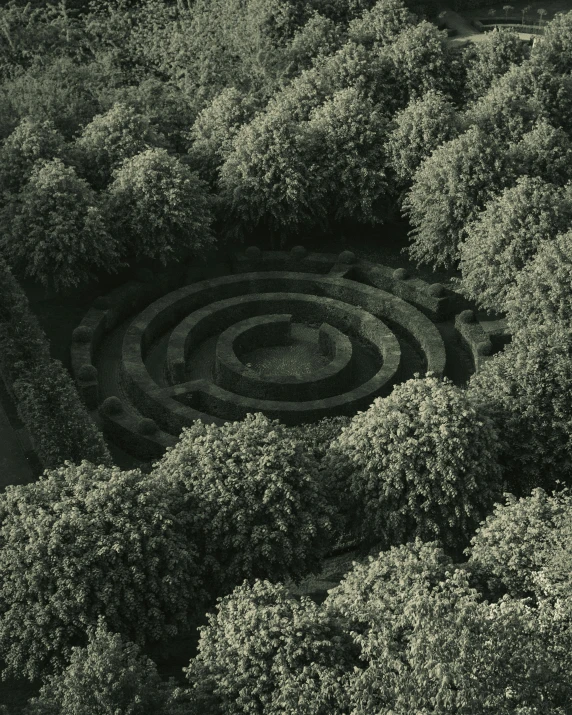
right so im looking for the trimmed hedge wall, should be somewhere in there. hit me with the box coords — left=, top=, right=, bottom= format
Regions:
left=122, top=272, right=445, bottom=428
left=75, top=251, right=456, bottom=456
left=13, top=360, right=112, bottom=469
left=0, top=257, right=111, bottom=471
left=214, top=314, right=355, bottom=401
left=455, top=311, right=494, bottom=373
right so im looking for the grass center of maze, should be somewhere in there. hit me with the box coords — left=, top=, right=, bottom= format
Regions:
left=241, top=322, right=328, bottom=377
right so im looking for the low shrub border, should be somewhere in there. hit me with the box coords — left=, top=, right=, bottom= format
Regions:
left=455, top=311, right=494, bottom=372
left=0, top=258, right=111, bottom=471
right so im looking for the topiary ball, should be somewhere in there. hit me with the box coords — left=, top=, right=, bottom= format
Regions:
left=428, top=283, right=446, bottom=297
left=338, top=250, right=356, bottom=264
left=93, top=295, right=111, bottom=310
left=72, top=326, right=92, bottom=343
left=393, top=268, right=409, bottom=280
left=138, top=418, right=158, bottom=435
left=245, top=246, right=261, bottom=261
left=100, top=396, right=123, bottom=416
left=458, top=309, right=476, bottom=324
left=477, top=341, right=493, bottom=356
left=135, top=267, right=154, bottom=284
left=78, top=364, right=98, bottom=382
left=290, top=245, right=307, bottom=260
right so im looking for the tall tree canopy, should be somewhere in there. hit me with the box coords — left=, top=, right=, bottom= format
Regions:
left=386, top=90, right=461, bottom=185
left=506, top=229, right=572, bottom=334
left=25, top=619, right=188, bottom=715
left=459, top=177, right=572, bottom=312
left=403, top=126, right=513, bottom=268
left=330, top=375, right=503, bottom=550
left=1, top=158, right=120, bottom=292
left=153, top=413, right=333, bottom=595
left=0, top=462, right=201, bottom=680
left=105, top=148, right=214, bottom=264
left=469, top=324, right=572, bottom=495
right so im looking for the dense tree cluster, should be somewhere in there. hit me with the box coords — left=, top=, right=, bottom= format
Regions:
left=1, top=2, right=572, bottom=712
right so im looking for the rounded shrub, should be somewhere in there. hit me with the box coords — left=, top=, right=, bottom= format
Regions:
left=290, top=245, right=307, bottom=260
left=458, top=309, right=476, bottom=324
left=393, top=267, right=409, bottom=280
left=77, top=364, right=97, bottom=382
left=477, top=341, right=493, bottom=356
left=244, top=246, right=261, bottom=260
left=428, top=282, right=446, bottom=297
left=338, top=250, right=356, bottom=264
left=100, top=396, right=123, bottom=416
left=72, top=326, right=92, bottom=343
left=330, top=375, right=503, bottom=550
left=153, top=413, right=333, bottom=595
left=137, top=418, right=158, bottom=435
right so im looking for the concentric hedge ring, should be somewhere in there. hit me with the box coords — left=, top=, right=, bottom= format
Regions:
left=118, top=272, right=444, bottom=433
left=213, top=315, right=355, bottom=401
left=72, top=250, right=470, bottom=459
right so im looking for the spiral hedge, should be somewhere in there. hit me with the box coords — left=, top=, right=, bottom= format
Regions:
left=70, top=249, right=493, bottom=459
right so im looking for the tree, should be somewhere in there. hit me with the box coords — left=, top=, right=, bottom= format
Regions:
left=303, top=86, right=389, bottom=225
left=0, top=462, right=202, bottom=680
left=386, top=90, right=461, bottom=185
left=521, top=5, right=531, bottom=25
left=99, top=76, right=200, bottom=155
left=468, top=324, right=572, bottom=494
left=537, top=8, right=547, bottom=26
left=467, top=488, right=572, bottom=600
left=0, top=117, right=66, bottom=195
left=506, top=230, right=572, bottom=334
left=347, top=0, right=416, bottom=49
left=330, top=376, right=503, bottom=550
left=219, top=81, right=325, bottom=240
left=25, top=619, right=189, bottom=715
left=327, top=543, right=572, bottom=713
left=379, top=21, right=456, bottom=108
left=459, top=177, right=572, bottom=313
left=185, top=580, right=356, bottom=715
left=1, top=56, right=106, bottom=138
left=403, top=126, right=513, bottom=269
left=463, top=28, right=529, bottom=102
left=75, top=102, right=165, bottom=189
left=1, top=159, right=121, bottom=292
left=105, top=148, right=214, bottom=264
left=503, top=5, right=514, bottom=19
left=464, top=69, right=544, bottom=142
left=188, top=87, right=260, bottom=188
left=531, top=10, right=572, bottom=73
left=489, top=60, right=572, bottom=135
left=281, top=11, right=344, bottom=79
left=507, top=120, right=572, bottom=186
left=153, top=413, right=333, bottom=595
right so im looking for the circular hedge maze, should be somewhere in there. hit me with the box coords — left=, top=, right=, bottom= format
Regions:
left=71, top=248, right=509, bottom=460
